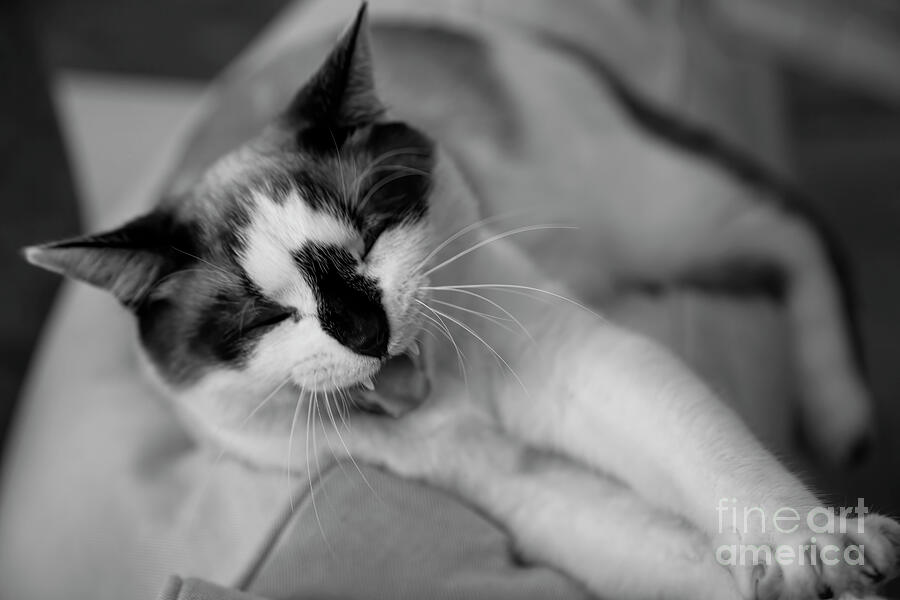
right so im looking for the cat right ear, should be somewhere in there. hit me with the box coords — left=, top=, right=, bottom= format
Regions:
left=285, top=3, right=383, bottom=130
left=23, top=211, right=185, bottom=308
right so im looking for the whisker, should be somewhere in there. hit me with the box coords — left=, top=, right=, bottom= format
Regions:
left=335, top=388, right=350, bottom=429
left=318, top=389, right=347, bottom=476
left=414, top=208, right=555, bottom=274
left=422, top=284, right=607, bottom=323
left=423, top=286, right=533, bottom=342
left=419, top=325, right=441, bottom=344
left=311, top=393, right=330, bottom=505
left=340, top=385, right=363, bottom=413
left=417, top=306, right=468, bottom=386
left=304, top=389, right=330, bottom=549
left=169, top=247, right=233, bottom=278
left=312, top=393, right=337, bottom=513
left=428, top=298, right=519, bottom=335
left=417, top=309, right=454, bottom=346
left=414, top=214, right=511, bottom=274
left=351, top=146, right=430, bottom=196
left=239, top=376, right=293, bottom=427
left=360, top=163, right=429, bottom=179
left=357, top=169, right=427, bottom=211
left=419, top=301, right=529, bottom=397
left=324, top=388, right=380, bottom=499
left=327, top=128, right=348, bottom=202
left=339, top=388, right=357, bottom=429
left=154, top=267, right=230, bottom=289
left=287, top=390, right=304, bottom=512
left=422, top=225, right=577, bottom=277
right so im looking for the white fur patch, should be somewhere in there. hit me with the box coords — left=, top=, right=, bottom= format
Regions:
left=239, top=189, right=355, bottom=310
left=364, top=220, right=431, bottom=354
left=227, top=189, right=431, bottom=401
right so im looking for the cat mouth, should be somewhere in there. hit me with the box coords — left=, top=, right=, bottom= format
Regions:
left=352, top=343, right=430, bottom=418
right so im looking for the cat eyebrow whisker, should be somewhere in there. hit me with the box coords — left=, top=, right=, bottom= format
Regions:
left=327, top=128, right=349, bottom=203
left=421, top=224, right=577, bottom=278
left=350, top=146, right=430, bottom=197
left=413, top=213, right=511, bottom=274
left=358, top=163, right=429, bottom=180
left=356, top=168, right=428, bottom=212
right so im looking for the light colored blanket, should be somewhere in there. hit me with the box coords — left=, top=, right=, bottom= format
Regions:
left=0, top=1, right=796, bottom=598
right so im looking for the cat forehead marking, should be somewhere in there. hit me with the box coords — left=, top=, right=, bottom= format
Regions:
left=239, top=189, right=356, bottom=300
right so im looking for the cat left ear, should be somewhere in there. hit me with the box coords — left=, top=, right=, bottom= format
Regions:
left=286, top=3, right=383, bottom=130
left=23, top=211, right=186, bottom=308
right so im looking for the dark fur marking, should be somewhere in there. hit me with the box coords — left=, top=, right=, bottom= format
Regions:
left=293, top=242, right=388, bottom=357
left=137, top=118, right=433, bottom=383
left=352, top=122, right=434, bottom=251
left=134, top=202, right=294, bottom=385
left=138, top=270, right=295, bottom=385
left=33, top=210, right=197, bottom=308
left=286, top=4, right=385, bottom=149
left=279, top=120, right=434, bottom=248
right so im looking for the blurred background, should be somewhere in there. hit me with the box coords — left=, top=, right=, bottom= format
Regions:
left=1, top=0, right=899, bottom=588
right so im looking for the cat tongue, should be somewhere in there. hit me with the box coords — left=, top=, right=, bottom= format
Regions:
left=357, top=353, right=430, bottom=418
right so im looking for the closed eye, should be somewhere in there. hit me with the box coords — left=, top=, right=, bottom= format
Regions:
left=362, top=221, right=389, bottom=258
left=243, top=306, right=297, bottom=334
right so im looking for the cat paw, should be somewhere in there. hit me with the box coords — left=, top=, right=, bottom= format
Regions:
left=728, top=516, right=900, bottom=600
left=833, top=515, right=900, bottom=595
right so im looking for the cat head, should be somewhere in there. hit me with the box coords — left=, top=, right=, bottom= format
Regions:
left=25, top=5, right=438, bottom=419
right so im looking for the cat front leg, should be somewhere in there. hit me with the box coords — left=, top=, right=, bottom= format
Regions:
left=343, top=397, right=743, bottom=600
left=487, top=305, right=812, bottom=534
left=483, top=306, right=899, bottom=599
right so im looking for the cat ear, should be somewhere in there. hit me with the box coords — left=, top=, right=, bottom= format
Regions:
left=286, top=3, right=383, bottom=130
left=23, top=211, right=185, bottom=308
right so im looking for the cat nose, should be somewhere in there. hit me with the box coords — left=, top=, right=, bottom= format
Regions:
left=331, top=307, right=389, bottom=358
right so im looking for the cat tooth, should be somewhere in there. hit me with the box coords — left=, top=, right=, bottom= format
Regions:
left=408, top=343, right=420, bottom=357
left=361, top=378, right=375, bottom=391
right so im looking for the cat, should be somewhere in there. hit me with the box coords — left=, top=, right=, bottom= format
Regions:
left=25, top=4, right=900, bottom=599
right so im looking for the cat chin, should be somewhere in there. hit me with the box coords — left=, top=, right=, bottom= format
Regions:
left=289, top=356, right=381, bottom=391
left=161, top=330, right=428, bottom=432
left=168, top=347, right=431, bottom=472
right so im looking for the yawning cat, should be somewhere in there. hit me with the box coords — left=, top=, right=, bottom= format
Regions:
left=26, top=5, right=900, bottom=599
